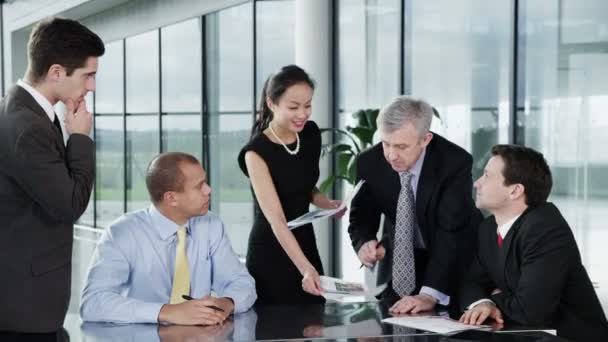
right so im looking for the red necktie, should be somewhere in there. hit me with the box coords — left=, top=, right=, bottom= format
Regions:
left=497, top=233, right=503, bottom=247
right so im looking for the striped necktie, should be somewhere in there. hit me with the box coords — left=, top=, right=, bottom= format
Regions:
left=392, top=171, right=417, bottom=297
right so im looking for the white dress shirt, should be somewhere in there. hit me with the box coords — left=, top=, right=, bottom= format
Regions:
left=17, top=79, right=55, bottom=123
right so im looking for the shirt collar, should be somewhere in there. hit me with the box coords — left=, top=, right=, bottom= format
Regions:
left=148, top=204, right=190, bottom=240
left=409, top=148, right=426, bottom=177
left=17, top=79, right=55, bottom=123
left=497, top=214, right=521, bottom=238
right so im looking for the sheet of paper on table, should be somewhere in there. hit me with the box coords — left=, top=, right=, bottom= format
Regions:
left=382, top=315, right=492, bottom=335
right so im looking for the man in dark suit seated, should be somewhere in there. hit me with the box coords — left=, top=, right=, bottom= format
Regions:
left=348, top=96, right=481, bottom=314
left=0, top=17, right=104, bottom=340
left=460, top=144, right=608, bottom=341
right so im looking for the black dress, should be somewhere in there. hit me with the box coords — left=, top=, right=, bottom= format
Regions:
left=238, top=121, right=325, bottom=305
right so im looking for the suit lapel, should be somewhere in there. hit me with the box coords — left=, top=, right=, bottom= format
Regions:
left=13, top=86, right=65, bottom=154
left=497, top=212, right=530, bottom=288
left=481, top=219, right=506, bottom=287
left=373, top=147, right=400, bottom=222
left=415, top=143, right=438, bottom=244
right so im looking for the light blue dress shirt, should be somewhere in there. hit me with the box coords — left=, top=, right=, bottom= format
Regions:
left=405, top=148, right=450, bottom=306
left=80, top=205, right=256, bottom=324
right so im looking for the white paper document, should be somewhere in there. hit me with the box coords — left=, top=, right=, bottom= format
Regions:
left=287, top=180, right=366, bottom=229
left=382, top=316, right=491, bottom=335
left=320, top=276, right=386, bottom=302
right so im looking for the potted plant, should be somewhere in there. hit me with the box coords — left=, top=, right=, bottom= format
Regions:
left=319, top=108, right=379, bottom=193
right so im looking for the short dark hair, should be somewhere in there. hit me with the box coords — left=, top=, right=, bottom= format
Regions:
left=491, top=144, right=552, bottom=208
left=145, top=152, right=201, bottom=204
left=26, top=17, right=105, bottom=83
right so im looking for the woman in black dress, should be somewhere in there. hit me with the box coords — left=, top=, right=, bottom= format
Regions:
left=238, top=65, right=342, bottom=305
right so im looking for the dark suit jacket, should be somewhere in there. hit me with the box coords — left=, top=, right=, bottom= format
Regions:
left=348, top=133, right=481, bottom=304
left=461, top=203, right=608, bottom=341
left=0, top=85, right=94, bottom=332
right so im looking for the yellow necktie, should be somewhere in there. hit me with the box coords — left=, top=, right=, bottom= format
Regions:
left=169, top=227, right=190, bottom=304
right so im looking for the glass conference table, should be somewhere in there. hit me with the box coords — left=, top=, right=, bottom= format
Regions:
left=77, top=301, right=569, bottom=341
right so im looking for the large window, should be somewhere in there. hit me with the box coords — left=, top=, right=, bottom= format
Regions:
left=407, top=0, right=511, bottom=178
left=78, top=92, right=95, bottom=226
left=337, top=0, right=401, bottom=282
left=206, top=2, right=254, bottom=255
left=518, top=0, right=608, bottom=308
left=126, top=31, right=160, bottom=211
left=95, top=41, right=125, bottom=227
left=161, top=19, right=203, bottom=160
left=337, top=0, right=511, bottom=282
left=255, top=0, right=295, bottom=94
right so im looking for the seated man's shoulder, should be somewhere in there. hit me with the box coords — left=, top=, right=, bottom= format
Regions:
left=522, top=202, right=567, bottom=228
left=189, top=211, right=225, bottom=238
left=105, top=209, right=150, bottom=240
left=519, top=203, right=576, bottom=245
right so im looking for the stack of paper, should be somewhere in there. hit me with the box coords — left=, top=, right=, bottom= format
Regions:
left=320, top=276, right=386, bottom=302
left=382, top=316, right=491, bottom=335
left=288, top=180, right=366, bottom=229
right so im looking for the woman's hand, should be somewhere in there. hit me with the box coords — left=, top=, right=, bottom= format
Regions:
left=328, top=200, right=346, bottom=219
left=302, top=266, right=323, bottom=296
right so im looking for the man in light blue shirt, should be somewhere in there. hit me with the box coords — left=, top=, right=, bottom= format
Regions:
left=80, top=152, right=256, bottom=325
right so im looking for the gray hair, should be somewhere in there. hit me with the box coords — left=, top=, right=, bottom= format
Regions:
left=377, top=96, right=433, bottom=137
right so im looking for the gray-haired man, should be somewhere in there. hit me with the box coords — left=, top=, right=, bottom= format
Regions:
left=348, top=96, right=481, bottom=314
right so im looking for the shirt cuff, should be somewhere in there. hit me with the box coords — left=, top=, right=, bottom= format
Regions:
left=135, top=301, right=165, bottom=324
left=419, top=286, right=450, bottom=306
left=467, top=298, right=494, bottom=310
left=222, top=289, right=256, bottom=314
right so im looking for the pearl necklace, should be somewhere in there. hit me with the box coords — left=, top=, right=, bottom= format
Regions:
left=269, top=123, right=300, bottom=155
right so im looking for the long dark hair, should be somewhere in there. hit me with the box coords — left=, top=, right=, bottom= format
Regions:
left=251, top=64, right=315, bottom=138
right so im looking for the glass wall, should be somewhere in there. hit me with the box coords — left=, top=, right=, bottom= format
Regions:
left=337, top=0, right=511, bottom=282
left=407, top=0, right=511, bottom=179
left=161, top=18, right=203, bottom=160
left=125, top=31, right=160, bottom=212
left=255, top=0, right=295, bottom=95
left=78, top=92, right=95, bottom=226
left=206, top=2, right=254, bottom=255
left=94, top=41, right=125, bottom=227
left=518, top=0, right=608, bottom=308
left=337, top=0, right=401, bottom=283
left=83, top=2, right=275, bottom=257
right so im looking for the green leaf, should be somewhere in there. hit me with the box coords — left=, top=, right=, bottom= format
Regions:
left=347, top=158, right=357, bottom=183
left=337, top=152, right=352, bottom=176
left=352, top=109, right=368, bottom=128
left=364, top=109, right=379, bottom=131
left=349, top=127, right=375, bottom=147
left=327, top=144, right=354, bottom=155
left=320, top=127, right=361, bottom=153
left=319, top=108, right=379, bottom=185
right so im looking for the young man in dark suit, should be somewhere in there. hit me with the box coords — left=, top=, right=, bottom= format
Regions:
left=348, top=96, right=481, bottom=314
left=0, top=17, right=104, bottom=338
left=460, top=144, right=608, bottom=341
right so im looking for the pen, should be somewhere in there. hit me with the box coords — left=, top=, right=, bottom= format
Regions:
left=359, top=241, right=383, bottom=269
left=181, top=295, right=226, bottom=312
